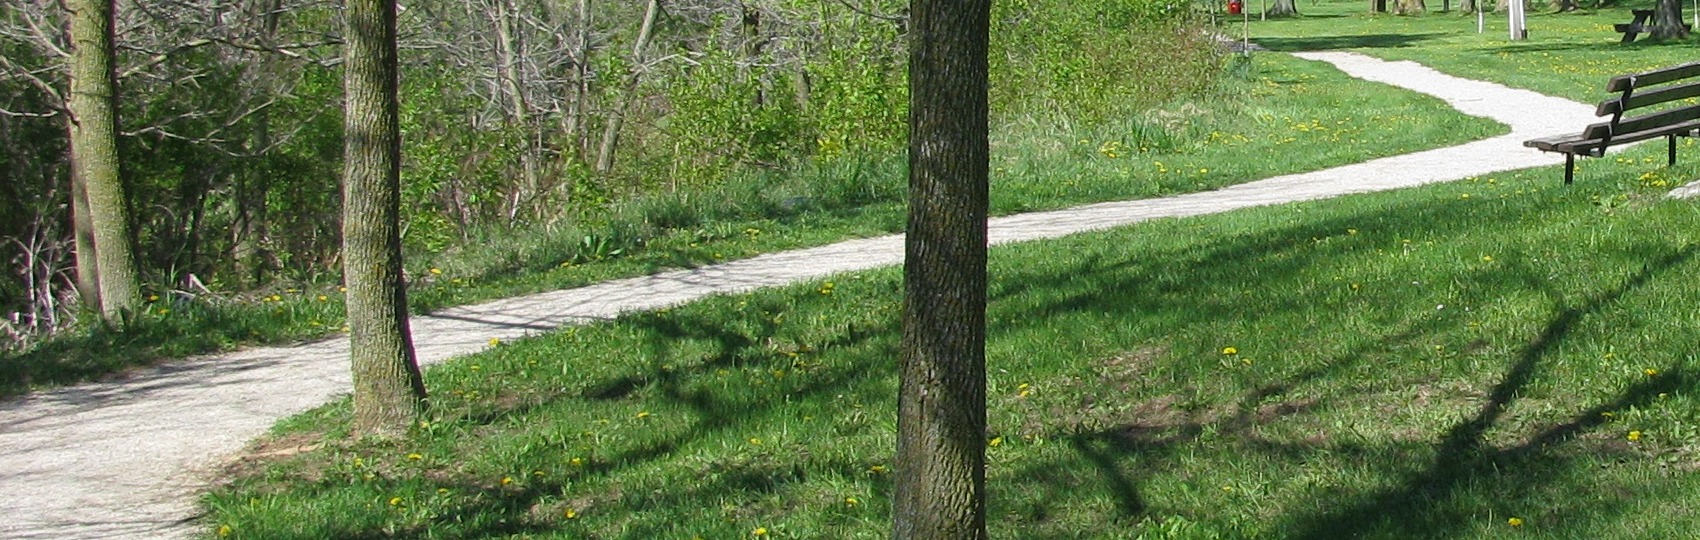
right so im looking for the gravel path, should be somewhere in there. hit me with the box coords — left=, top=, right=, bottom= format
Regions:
left=0, top=52, right=1597, bottom=539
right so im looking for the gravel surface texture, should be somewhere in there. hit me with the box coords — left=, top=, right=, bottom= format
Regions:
left=0, top=51, right=1599, bottom=539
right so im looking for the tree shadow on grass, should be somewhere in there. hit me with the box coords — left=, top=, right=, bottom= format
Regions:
left=980, top=188, right=1695, bottom=534
left=1256, top=32, right=1451, bottom=51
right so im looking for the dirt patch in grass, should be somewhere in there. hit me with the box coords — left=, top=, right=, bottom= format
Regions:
left=216, top=430, right=331, bottom=487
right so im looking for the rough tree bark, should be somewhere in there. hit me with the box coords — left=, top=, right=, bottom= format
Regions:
left=894, top=0, right=990, bottom=538
left=1394, top=0, right=1426, bottom=14
left=70, top=165, right=102, bottom=309
left=593, top=0, right=658, bottom=174
left=343, top=0, right=427, bottom=437
left=1267, top=0, right=1300, bottom=17
left=66, top=0, right=141, bottom=322
left=1653, top=0, right=1689, bottom=39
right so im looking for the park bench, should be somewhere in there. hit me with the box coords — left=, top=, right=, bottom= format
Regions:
left=1523, top=61, right=1700, bottom=184
left=1615, top=9, right=1691, bottom=43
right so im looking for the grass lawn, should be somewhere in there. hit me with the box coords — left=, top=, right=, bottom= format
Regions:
left=1247, top=0, right=1700, bottom=101
left=1, top=51, right=1501, bottom=399
left=204, top=136, right=1700, bottom=538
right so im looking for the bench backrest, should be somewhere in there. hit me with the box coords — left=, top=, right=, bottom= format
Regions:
left=1581, top=61, right=1700, bottom=143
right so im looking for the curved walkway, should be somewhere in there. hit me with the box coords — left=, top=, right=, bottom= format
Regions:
left=0, top=52, right=1597, bottom=539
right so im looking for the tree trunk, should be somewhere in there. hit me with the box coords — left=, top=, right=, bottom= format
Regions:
left=1653, top=0, right=1689, bottom=39
left=1371, top=0, right=1387, bottom=12
left=894, top=0, right=990, bottom=538
left=70, top=164, right=102, bottom=309
left=1394, top=0, right=1426, bottom=14
left=491, top=0, right=541, bottom=218
left=565, top=0, right=592, bottom=163
left=343, top=0, right=427, bottom=438
left=1267, top=0, right=1300, bottom=17
left=66, top=0, right=141, bottom=322
left=1554, top=0, right=1578, bottom=11
left=593, top=0, right=658, bottom=174
left=1460, top=0, right=1477, bottom=13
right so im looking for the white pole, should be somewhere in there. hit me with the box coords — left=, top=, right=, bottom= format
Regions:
left=1508, top=0, right=1525, bottom=40
left=1478, top=9, right=1484, bottom=33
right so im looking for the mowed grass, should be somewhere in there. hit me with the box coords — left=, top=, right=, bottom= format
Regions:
left=0, top=52, right=1501, bottom=399
left=205, top=127, right=1700, bottom=537
left=1249, top=0, right=1700, bottom=101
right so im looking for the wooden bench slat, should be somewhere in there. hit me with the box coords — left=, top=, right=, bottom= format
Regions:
left=1607, top=61, right=1700, bottom=92
left=1611, top=105, right=1700, bottom=136
left=1532, top=119, right=1700, bottom=154
left=1597, top=80, right=1700, bottom=116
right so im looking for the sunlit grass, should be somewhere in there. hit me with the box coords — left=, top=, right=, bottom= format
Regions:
left=206, top=141, right=1700, bottom=537
left=1248, top=0, right=1699, bottom=101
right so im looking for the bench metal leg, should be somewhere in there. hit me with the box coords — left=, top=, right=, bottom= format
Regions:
left=1565, top=153, right=1575, bottom=185
left=1670, top=134, right=1678, bottom=166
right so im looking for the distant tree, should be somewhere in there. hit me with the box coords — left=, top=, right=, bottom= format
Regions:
left=1653, top=0, right=1689, bottom=39
left=65, top=0, right=141, bottom=322
left=1394, top=0, right=1427, bottom=14
left=342, top=0, right=427, bottom=437
left=1268, top=0, right=1300, bottom=17
left=894, top=0, right=991, bottom=538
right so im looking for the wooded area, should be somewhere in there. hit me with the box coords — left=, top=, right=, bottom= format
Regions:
left=0, top=0, right=1208, bottom=345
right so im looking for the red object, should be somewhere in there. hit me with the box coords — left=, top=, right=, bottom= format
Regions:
left=1227, top=0, right=1243, bottom=14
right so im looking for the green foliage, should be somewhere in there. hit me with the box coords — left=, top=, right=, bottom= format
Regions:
left=991, top=0, right=1220, bottom=126
left=651, top=51, right=809, bottom=189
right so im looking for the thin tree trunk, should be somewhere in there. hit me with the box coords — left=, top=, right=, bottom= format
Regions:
left=1394, top=0, right=1426, bottom=14
left=593, top=0, right=658, bottom=174
left=343, top=0, right=427, bottom=438
left=566, top=0, right=591, bottom=162
left=491, top=0, right=540, bottom=218
left=67, top=0, right=141, bottom=322
left=894, top=0, right=990, bottom=538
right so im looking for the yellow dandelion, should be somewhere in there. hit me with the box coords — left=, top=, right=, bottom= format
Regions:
left=564, top=508, right=578, bottom=519
left=637, top=411, right=651, bottom=419
left=753, top=527, right=769, bottom=536
left=148, top=295, right=160, bottom=302
left=845, top=497, right=860, bottom=506
left=437, top=488, right=449, bottom=495
left=429, top=267, right=443, bottom=275
left=406, top=453, right=422, bottom=461
left=1222, top=347, right=1238, bottom=356
left=749, top=437, right=762, bottom=446
left=1481, top=255, right=1494, bottom=262
left=488, top=337, right=501, bottom=346
left=868, top=465, right=887, bottom=474
left=1346, top=228, right=1358, bottom=235
left=389, top=496, right=403, bottom=506
left=1508, top=517, right=1524, bottom=527
left=1628, top=430, right=1643, bottom=441
left=570, top=457, right=584, bottom=467
left=501, top=476, right=514, bottom=485
left=989, top=436, right=1004, bottom=447
left=217, top=524, right=232, bottom=537
left=1644, top=368, right=1659, bottom=376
